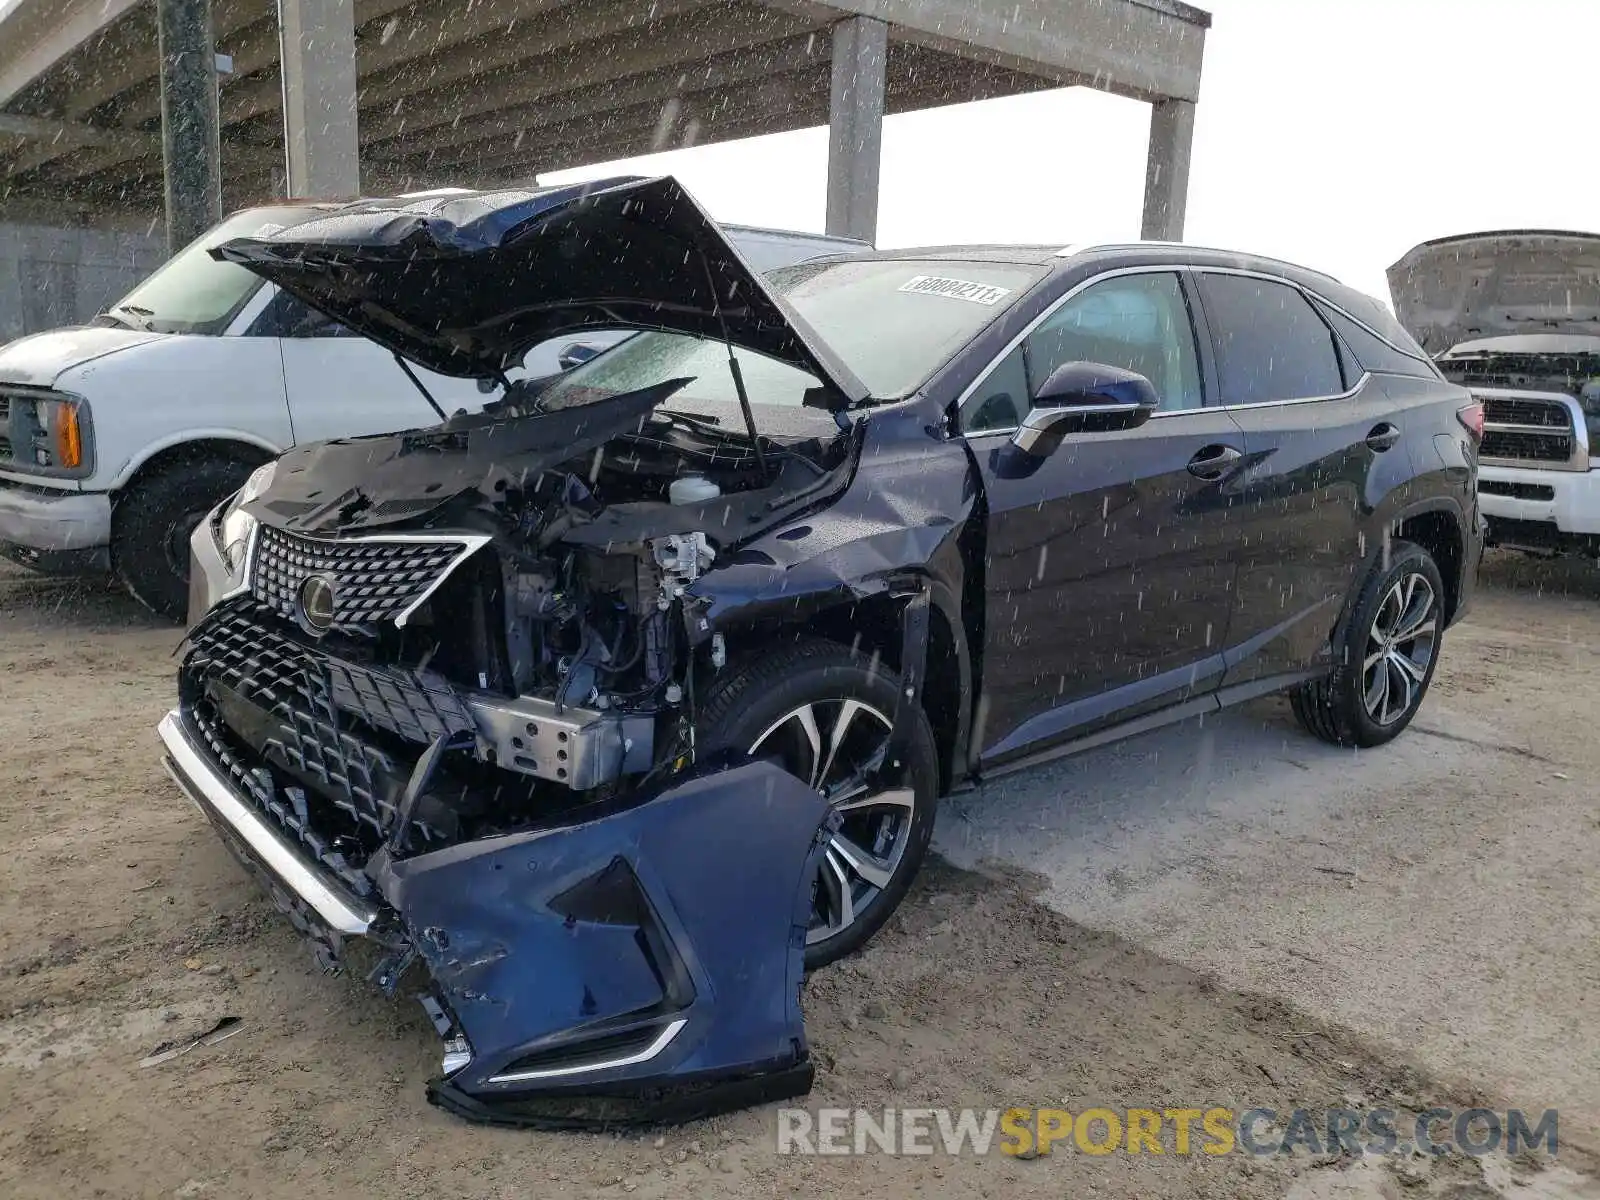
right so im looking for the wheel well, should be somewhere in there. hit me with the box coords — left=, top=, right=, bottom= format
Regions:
left=795, top=596, right=963, bottom=794
left=120, top=439, right=273, bottom=499
left=1395, top=509, right=1463, bottom=623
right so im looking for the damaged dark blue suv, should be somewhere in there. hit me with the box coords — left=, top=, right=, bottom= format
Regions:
left=160, top=175, right=1482, bottom=1127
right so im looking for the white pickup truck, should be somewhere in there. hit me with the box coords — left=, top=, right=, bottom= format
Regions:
left=0, top=189, right=866, bottom=617
left=1390, top=230, right=1600, bottom=560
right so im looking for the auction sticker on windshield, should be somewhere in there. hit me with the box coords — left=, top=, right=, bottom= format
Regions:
left=898, top=276, right=1013, bottom=305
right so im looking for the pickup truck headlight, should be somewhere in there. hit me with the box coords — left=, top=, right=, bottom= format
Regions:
left=212, top=461, right=275, bottom=572
left=1581, top=380, right=1600, bottom=457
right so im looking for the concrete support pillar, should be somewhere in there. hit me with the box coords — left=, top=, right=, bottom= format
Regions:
left=1141, top=97, right=1195, bottom=241
left=157, top=0, right=222, bottom=253
left=277, top=0, right=360, bottom=199
left=825, top=16, right=887, bottom=245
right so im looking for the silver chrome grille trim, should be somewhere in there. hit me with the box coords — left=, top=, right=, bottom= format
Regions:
left=159, top=710, right=376, bottom=936
left=1474, top=387, right=1590, bottom=472
left=486, top=1018, right=689, bottom=1084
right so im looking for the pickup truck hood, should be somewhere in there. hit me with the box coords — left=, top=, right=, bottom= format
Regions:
left=0, top=326, right=165, bottom=387
left=1388, top=231, right=1600, bottom=354
left=212, top=174, right=869, bottom=406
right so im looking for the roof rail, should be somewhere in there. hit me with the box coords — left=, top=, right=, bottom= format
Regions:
left=1059, top=240, right=1344, bottom=285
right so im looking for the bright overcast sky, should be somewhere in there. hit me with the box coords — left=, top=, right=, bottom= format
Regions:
left=546, top=0, right=1600, bottom=306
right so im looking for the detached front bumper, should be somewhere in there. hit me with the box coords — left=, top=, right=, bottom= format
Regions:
left=0, top=481, right=111, bottom=571
left=158, top=707, right=832, bottom=1128
left=160, top=710, right=377, bottom=936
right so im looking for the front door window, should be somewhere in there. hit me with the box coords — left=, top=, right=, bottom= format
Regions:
left=962, top=271, right=1203, bottom=433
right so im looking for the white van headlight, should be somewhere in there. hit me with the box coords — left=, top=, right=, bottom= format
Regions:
left=7, top=392, right=92, bottom=476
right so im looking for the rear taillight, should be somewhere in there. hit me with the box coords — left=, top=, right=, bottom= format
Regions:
left=1457, top=401, right=1484, bottom=441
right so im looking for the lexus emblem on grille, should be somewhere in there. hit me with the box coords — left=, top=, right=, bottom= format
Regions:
left=296, top=573, right=337, bottom=633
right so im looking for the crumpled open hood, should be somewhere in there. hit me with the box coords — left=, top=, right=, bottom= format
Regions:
left=249, top=379, right=687, bottom=535
left=1388, top=231, right=1600, bottom=354
left=211, top=174, right=868, bottom=404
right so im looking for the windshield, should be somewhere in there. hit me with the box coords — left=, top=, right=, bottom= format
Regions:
left=539, top=257, right=1046, bottom=411
left=104, top=206, right=327, bottom=335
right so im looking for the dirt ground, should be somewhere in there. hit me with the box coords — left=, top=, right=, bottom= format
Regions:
left=1, top=553, right=1597, bottom=1200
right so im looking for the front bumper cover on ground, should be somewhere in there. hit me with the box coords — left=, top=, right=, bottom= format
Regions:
left=158, top=709, right=834, bottom=1128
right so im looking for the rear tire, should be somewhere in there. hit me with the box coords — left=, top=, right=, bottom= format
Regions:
left=112, top=457, right=254, bottom=621
left=1291, top=539, right=1445, bottom=748
left=696, top=638, right=939, bottom=969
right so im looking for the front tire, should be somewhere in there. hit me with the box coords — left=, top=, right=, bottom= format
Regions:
left=696, top=638, right=939, bottom=969
left=1291, top=539, right=1445, bottom=748
left=112, top=457, right=254, bottom=621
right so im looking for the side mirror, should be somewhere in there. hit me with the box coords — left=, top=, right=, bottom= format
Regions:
left=557, top=341, right=604, bottom=371
left=1010, top=361, right=1158, bottom=457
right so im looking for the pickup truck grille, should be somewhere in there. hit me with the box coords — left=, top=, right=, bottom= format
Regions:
left=1478, top=391, right=1585, bottom=470
left=1481, top=429, right=1574, bottom=463
left=251, top=524, right=479, bottom=631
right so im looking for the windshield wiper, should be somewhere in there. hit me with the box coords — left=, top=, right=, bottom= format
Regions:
left=101, top=304, right=154, bottom=331
left=658, top=408, right=722, bottom=429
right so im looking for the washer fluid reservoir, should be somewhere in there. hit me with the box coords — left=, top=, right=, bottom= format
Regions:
left=669, top=473, right=722, bottom=505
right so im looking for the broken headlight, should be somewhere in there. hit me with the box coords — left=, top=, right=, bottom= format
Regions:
left=213, top=460, right=275, bottom=572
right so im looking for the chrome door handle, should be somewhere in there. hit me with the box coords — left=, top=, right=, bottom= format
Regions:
left=1187, top=444, right=1243, bottom=479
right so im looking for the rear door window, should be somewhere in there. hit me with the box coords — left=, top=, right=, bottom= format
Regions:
left=1196, top=273, right=1345, bottom=405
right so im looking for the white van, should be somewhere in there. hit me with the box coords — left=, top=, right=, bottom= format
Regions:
left=0, top=192, right=867, bottom=617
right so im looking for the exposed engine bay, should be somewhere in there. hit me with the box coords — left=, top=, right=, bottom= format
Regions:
left=178, top=362, right=862, bottom=889
left=479, top=392, right=841, bottom=705
left=392, top=395, right=850, bottom=808
left=1438, top=346, right=1600, bottom=395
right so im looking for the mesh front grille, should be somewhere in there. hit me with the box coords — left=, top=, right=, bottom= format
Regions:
left=190, top=699, right=374, bottom=896
left=251, top=524, right=473, bottom=631
left=183, top=603, right=479, bottom=870
left=192, top=603, right=477, bottom=746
